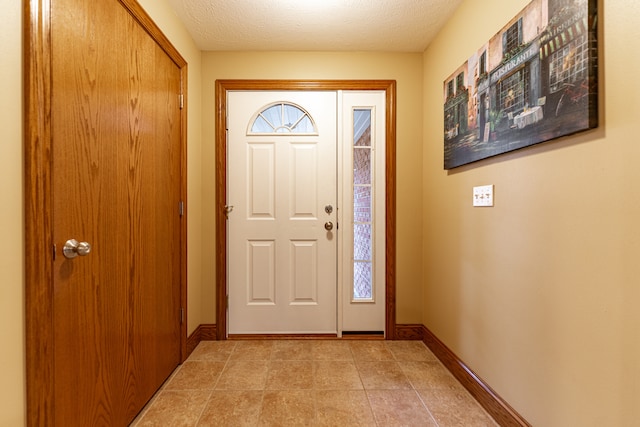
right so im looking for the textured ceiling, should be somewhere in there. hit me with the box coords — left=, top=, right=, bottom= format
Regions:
left=166, top=0, right=464, bottom=52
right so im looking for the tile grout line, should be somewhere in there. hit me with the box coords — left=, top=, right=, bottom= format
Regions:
left=191, top=389, right=214, bottom=427
left=193, top=341, right=235, bottom=427
left=256, top=344, right=274, bottom=426
left=386, top=340, right=440, bottom=427
left=395, top=343, right=441, bottom=427
left=413, top=385, right=442, bottom=427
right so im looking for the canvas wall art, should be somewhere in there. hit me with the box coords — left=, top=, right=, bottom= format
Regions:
left=443, top=0, right=598, bottom=169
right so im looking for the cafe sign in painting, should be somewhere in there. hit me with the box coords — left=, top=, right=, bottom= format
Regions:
left=443, top=0, right=598, bottom=170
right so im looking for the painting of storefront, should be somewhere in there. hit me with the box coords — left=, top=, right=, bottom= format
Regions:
left=444, top=63, right=470, bottom=141
left=443, top=0, right=597, bottom=169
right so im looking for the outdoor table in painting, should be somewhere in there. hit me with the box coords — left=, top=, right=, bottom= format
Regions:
left=513, top=106, right=544, bottom=130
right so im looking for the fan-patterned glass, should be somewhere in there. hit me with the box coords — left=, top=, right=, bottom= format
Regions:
left=250, top=102, right=316, bottom=134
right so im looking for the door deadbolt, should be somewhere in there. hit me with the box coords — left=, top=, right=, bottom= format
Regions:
left=324, top=205, right=333, bottom=214
left=63, top=239, right=92, bottom=259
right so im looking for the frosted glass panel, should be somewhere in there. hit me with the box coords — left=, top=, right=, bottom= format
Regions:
left=353, top=148, right=371, bottom=185
left=292, top=115, right=314, bottom=133
left=353, top=262, right=372, bottom=299
left=354, top=186, right=371, bottom=216
left=354, top=188, right=371, bottom=222
left=352, top=108, right=374, bottom=302
left=353, top=110, right=371, bottom=146
left=261, top=104, right=281, bottom=129
left=251, top=115, right=272, bottom=133
left=283, top=104, right=303, bottom=126
left=250, top=102, right=317, bottom=134
left=354, top=224, right=372, bottom=260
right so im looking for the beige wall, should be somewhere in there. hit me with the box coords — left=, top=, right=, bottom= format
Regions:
left=1, top=0, right=25, bottom=424
left=423, top=0, right=640, bottom=425
left=200, top=52, right=425, bottom=324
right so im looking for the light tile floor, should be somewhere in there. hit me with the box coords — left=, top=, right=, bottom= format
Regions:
left=131, top=340, right=498, bottom=426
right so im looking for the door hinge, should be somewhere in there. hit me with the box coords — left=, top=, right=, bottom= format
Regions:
left=179, top=201, right=184, bottom=217
left=53, top=244, right=57, bottom=261
left=179, top=93, right=184, bottom=110
left=226, top=295, right=229, bottom=309
left=180, top=307, right=184, bottom=324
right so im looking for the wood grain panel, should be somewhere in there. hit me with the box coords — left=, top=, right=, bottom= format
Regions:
left=215, top=80, right=397, bottom=340
left=394, top=324, right=425, bottom=340
left=24, top=1, right=54, bottom=425
left=125, top=14, right=182, bottom=418
left=384, top=82, right=397, bottom=340
left=51, top=1, right=125, bottom=423
left=25, top=0, right=187, bottom=425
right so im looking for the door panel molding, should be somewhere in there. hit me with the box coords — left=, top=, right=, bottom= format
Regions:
left=24, top=0, right=188, bottom=424
left=215, top=80, right=397, bottom=340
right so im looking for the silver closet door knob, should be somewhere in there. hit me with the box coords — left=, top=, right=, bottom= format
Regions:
left=63, top=239, right=92, bottom=259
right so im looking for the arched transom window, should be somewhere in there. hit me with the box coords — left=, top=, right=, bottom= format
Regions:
left=249, top=102, right=317, bottom=134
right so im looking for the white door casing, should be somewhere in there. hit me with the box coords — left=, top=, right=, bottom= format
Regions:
left=227, top=91, right=338, bottom=334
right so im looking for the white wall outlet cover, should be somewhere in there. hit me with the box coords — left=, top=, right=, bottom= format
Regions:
left=473, top=184, right=494, bottom=207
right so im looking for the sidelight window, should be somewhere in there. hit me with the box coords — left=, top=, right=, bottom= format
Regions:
left=353, top=109, right=374, bottom=300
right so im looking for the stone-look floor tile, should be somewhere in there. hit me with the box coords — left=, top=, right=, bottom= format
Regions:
left=315, top=390, right=376, bottom=426
left=367, top=389, right=438, bottom=427
left=314, top=361, right=363, bottom=390
left=271, top=340, right=314, bottom=360
left=266, top=361, right=314, bottom=390
left=134, top=390, right=210, bottom=426
left=349, top=341, right=395, bottom=361
left=135, top=340, right=499, bottom=426
left=401, top=361, right=463, bottom=390
left=418, top=388, right=499, bottom=427
left=312, top=340, right=354, bottom=361
left=215, top=360, right=269, bottom=390
left=196, top=390, right=263, bottom=426
left=386, top=340, right=438, bottom=362
left=164, top=361, right=225, bottom=390
left=188, top=341, right=236, bottom=362
left=231, top=340, right=274, bottom=360
left=258, top=390, right=316, bottom=426
left=356, top=361, right=413, bottom=390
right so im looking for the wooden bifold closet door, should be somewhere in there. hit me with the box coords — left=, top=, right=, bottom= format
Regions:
left=25, top=0, right=187, bottom=425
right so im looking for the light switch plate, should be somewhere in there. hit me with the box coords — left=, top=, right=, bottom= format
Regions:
left=473, top=185, right=494, bottom=207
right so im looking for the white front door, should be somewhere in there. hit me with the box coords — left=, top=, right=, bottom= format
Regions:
left=227, top=91, right=338, bottom=334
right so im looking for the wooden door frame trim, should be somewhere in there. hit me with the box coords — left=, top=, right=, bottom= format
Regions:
left=215, top=80, right=397, bottom=340
left=23, top=1, right=188, bottom=424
